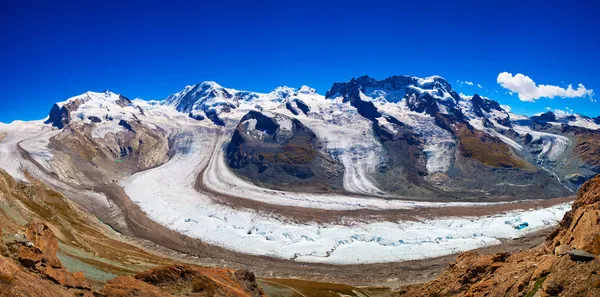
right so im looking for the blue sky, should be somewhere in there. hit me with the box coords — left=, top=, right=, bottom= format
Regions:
left=1, top=0, right=599, bottom=122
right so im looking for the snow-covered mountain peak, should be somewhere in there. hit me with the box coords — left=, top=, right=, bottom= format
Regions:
left=324, top=74, right=462, bottom=119
left=298, top=85, right=317, bottom=94
left=269, top=86, right=296, bottom=99
left=326, top=75, right=456, bottom=101
left=45, top=90, right=139, bottom=131
left=56, top=90, right=125, bottom=108
left=198, top=80, right=222, bottom=89
left=416, top=75, right=446, bottom=85
left=165, top=81, right=235, bottom=114
left=531, top=111, right=557, bottom=122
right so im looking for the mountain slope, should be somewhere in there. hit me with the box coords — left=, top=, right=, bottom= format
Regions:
left=0, top=169, right=266, bottom=297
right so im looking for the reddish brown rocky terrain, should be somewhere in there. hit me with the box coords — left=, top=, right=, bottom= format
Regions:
left=0, top=223, right=265, bottom=297
left=0, top=168, right=267, bottom=297
left=400, top=174, right=600, bottom=297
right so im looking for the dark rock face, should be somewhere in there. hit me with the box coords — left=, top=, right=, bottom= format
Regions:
left=563, top=115, right=577, bottom=121
left=205, top=109, right=226, bottom=126
left=567, top=249, right=595, bottom=262
left=406, top=92, right=439, bottom=115
left=294, top=99, right=310, bottom=114
left=118, top=120, right=135, bottom=132
left=285, top=101, right=299, bottom=115
left=531, top=111, right=557, bottom=122
left=471, top=94, right=498, bottom=117
left=326, top=76, right=382, bottom=120
left=87, top=116, right=102, bottom=123
left=226, top=111, right=343, bottom=192
left=594, top=116, right=600, bottom=125
left=370, top=118, right=434, bottom=195
left=350, top=95, right=381, bottom=120
left=45, top=104, right=72, bottom=129
left=188, top=112, right=204, bottom=121
left=326, top=75, right=416, bottom=100
left=284, top=98, right=311, bottom=116
left=471, top=94, right=512, bottom=127
left=115, top=95, right=132, bottom=107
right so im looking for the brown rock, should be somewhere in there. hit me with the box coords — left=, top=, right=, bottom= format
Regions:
left=235, top=269, right=265, bottom=297
left=73, top=271, right=86, bottom=282
left=0, top=257, right=73, bottom=297
left=542, top=278, right=564, bottom=295
left=15, top=223, right=91, bottom=290
left=531, top=255, right=554, bottom=279
left=45, top=266, right=91, bottom=289
left=134, top=264, right=203, bottom=285
left=554, top=244, right=572, bottom=255
left=131, top=264, right=266, bottom=297
left=23, top=223, right=58, bottom=257
left=101, top=276, right=173, bottom=297
left=17, top=246, right=45, bottom=268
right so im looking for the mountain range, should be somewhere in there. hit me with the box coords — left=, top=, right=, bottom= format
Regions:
left=40, top=75, right=600, bottom=200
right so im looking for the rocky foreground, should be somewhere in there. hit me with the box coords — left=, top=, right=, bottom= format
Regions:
left=0, top=167, right=266, bottom=297
left=0, top=223, right=265, bottom=297
left=401, top=175, right=600, bottom=296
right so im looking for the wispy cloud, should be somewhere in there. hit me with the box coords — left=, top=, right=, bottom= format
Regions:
left=456, top=80, right=474, bottom=87
left=553, top=107, right=575, bottom=117
left=497, top=72, right=594, bottom=102
left=477, top=84, right=483, bottom=89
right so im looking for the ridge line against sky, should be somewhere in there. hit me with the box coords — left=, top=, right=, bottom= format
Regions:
left=1, top=0, right=598, bottom=122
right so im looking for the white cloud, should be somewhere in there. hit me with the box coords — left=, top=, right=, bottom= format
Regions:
left=553, top=107, right=574, bottom=118
left=500, top=104, right=511, bottom=112
left=477, top=84, right=483, bottom=88
left=457, top=80, right=474, bottom=86
left=497, top=72, right=594, bottom=102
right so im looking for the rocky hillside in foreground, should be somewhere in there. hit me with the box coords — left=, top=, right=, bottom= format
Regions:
left=400, top=174, right=600, bottom=296
left=0, top=169, right=265, bottom=297
left=0, top=223, right=265, bottom=297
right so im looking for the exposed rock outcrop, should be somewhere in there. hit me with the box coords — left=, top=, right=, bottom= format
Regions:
left=101, top=264, right=266, bottom=297
left=0, top=223, right=92, bottom=296
left=1, top=222, right=266, bottom=297
left=226, top=111, right=343, bottom=192
left=0, top=171, right=266, bottom=297
left=102, top=276, right=173, bottom=297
